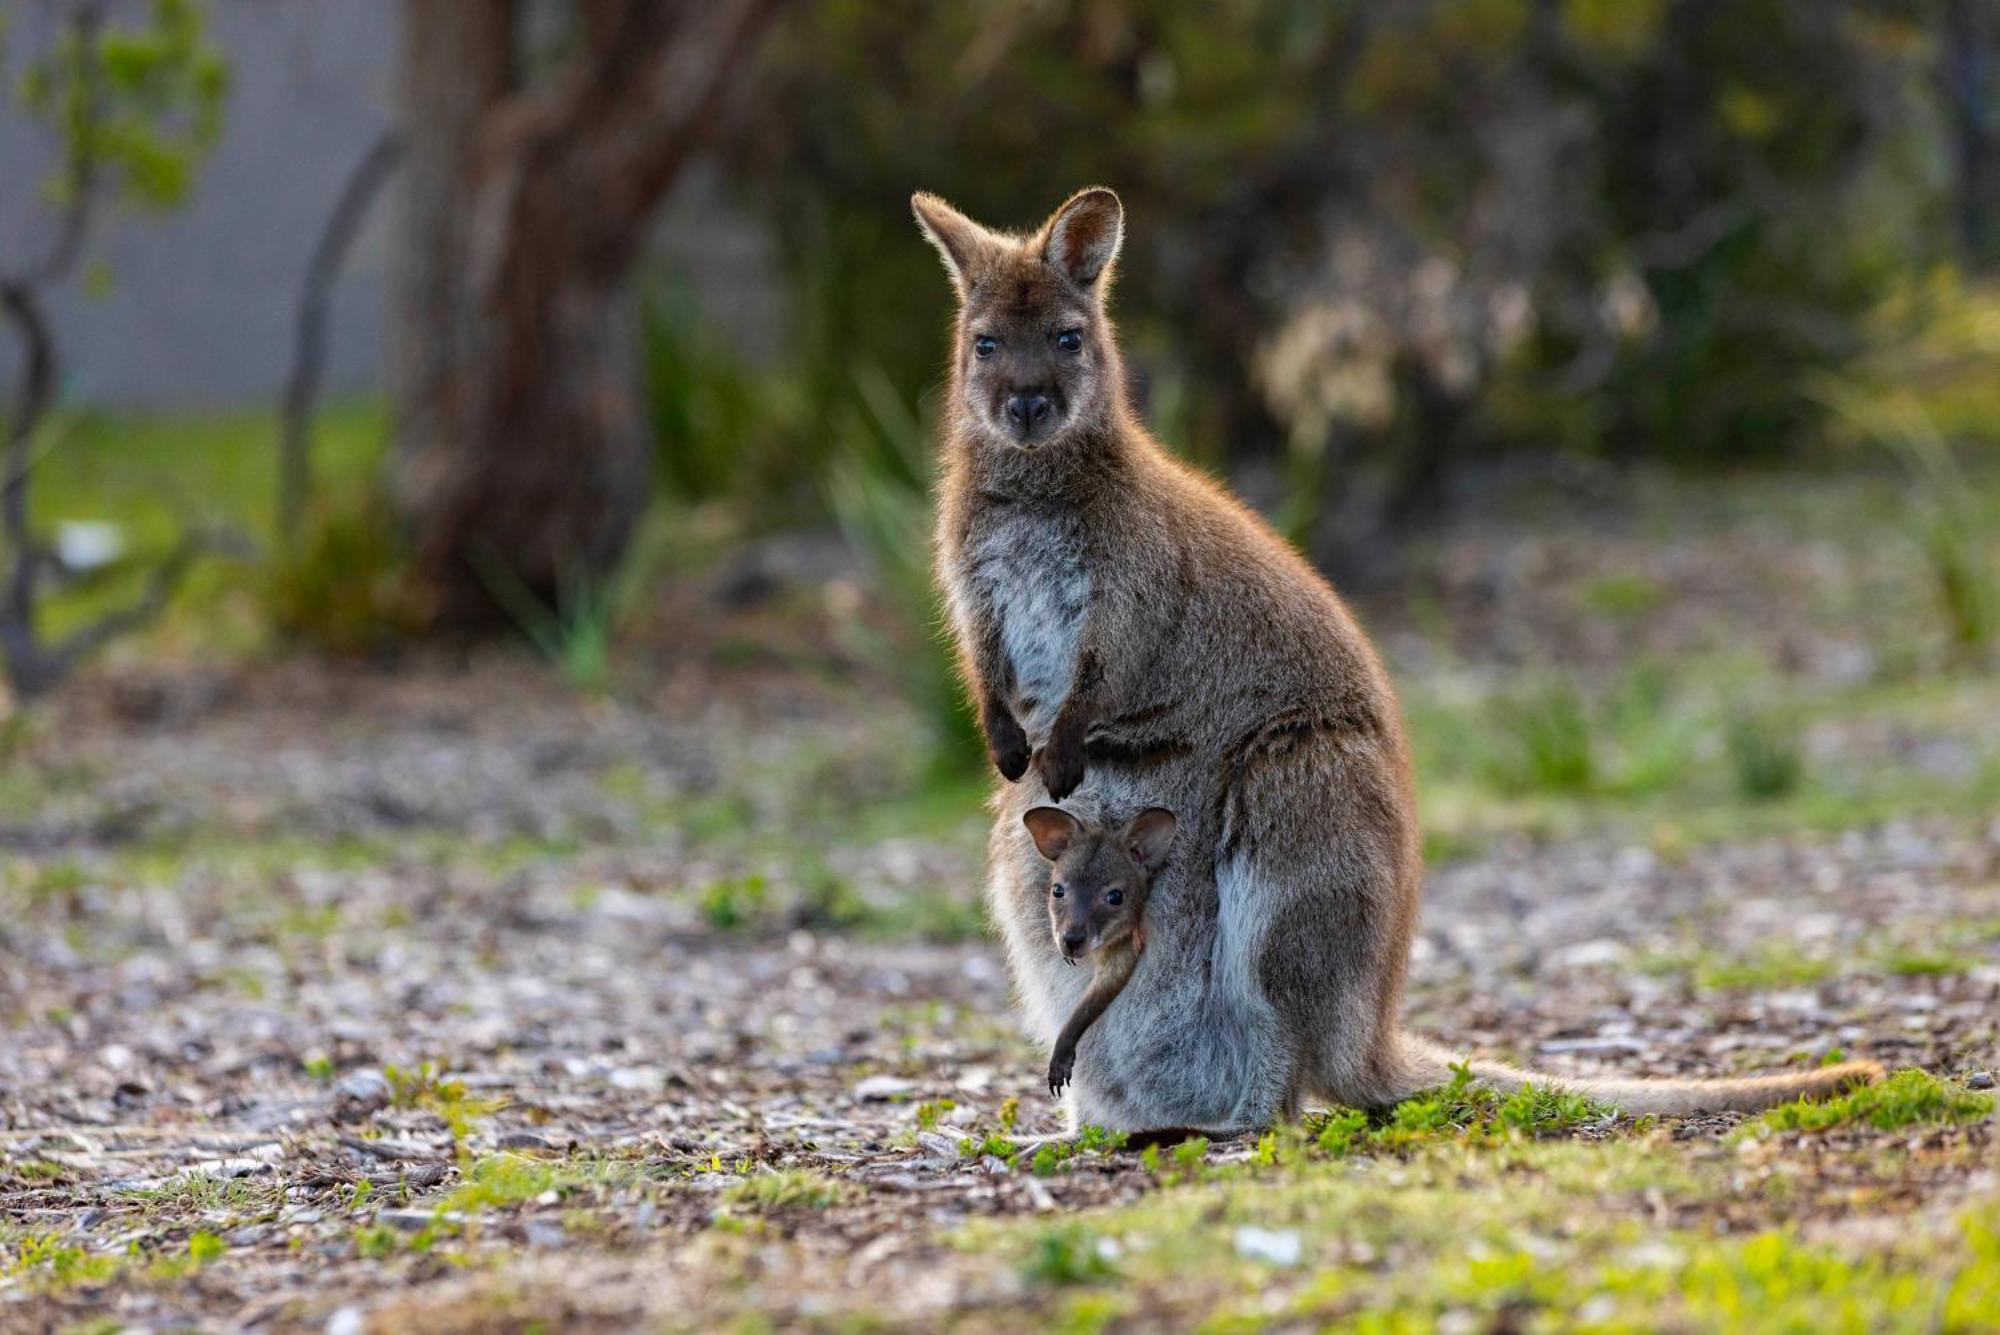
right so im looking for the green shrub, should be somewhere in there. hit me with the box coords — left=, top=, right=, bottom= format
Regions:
left=825, top=366, right=983, bottom=774
left=1820, top=382, right=1997, bottom=662
left=1727, top=712, right=1804, bottom=800
left=1488, top=681, right=1595, bottom=793
left=1023, top=1225, right=1119, bottom=1287
left=262, top=485, right=427, bottom=654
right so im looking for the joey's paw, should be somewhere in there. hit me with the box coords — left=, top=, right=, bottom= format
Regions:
left=985, top=706, right=1031, bottom=782
left=1048, top=1052, right=1075, bottom=1097
left=1034, top=726, right=1088, bottom=801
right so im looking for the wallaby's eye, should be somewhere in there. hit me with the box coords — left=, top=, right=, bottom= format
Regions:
left=1056, top=329, right=1083, bottom=354
left=1051, top=884, right=1065, bottom=898
left=974, top=335, right=998, bottom=359
left=1106, top=889, right=1123, bottom=906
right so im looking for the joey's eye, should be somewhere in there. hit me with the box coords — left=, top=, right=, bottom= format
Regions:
left=1051, top=884, right=1065, bottom=898
left=974, top=335, right=998, bottom=358
left=1056, top=329, right=1083, bottom=353
left=1106, top=889, right=1123, bottom=906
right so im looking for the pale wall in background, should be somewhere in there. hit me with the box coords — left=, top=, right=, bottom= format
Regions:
left=0, top=0, right=776, bottom=410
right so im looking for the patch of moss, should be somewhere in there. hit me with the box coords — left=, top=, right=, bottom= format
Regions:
left=1305, top=1066, right=1614, bottom=1157
left=1747, top=1069, right=1994, bottom=1137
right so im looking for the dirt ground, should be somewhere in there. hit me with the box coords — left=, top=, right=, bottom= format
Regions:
left=3, top=469, right=1998, bottom=1331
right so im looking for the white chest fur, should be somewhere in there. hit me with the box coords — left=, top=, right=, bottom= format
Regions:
left=952, top=511, right=1090, bottom=740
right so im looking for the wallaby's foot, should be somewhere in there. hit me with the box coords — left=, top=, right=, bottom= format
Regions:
left=1034, top=715, right=1088, bottom=800
left=985, top=702, right=1031, bottom=782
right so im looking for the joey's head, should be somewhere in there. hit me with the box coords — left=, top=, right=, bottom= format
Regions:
left=911, top=187, right=1126, bottom=450
left=1023, top=805, right=1176, bottom=961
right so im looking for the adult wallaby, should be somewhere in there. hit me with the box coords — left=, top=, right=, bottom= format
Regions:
left=915, top=185, right=1880, bottom=1132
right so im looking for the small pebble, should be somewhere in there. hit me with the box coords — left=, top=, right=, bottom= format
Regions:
left=332, top=1069, right=391, bottom=1124
left=854, top=1075, right=917, bottom=1101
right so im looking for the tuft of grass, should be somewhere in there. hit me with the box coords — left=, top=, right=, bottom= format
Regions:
left=115, top=1173, right=282, bottom=1219
left=961, top=1133, right=1020, bottom=1163
left=1877, top=949, right=1973, bottom=977
left=1487, top=681, right=1595, bottom=793
left=1749, top=1069, right=1993, bottom=1136
left=1727, top=711, right=1804, bottom=800
left=262, top=484, right=428, bottom=654
left=1023, top=1224, right=1119, bottom=1287
left=720, top=1169, right=850, bottom=1214
left=442, top=1154, right=561, bottom=1215
left=912, top=1098, right=956, bottom=1131
left=382, top=1062, right=507, bottom=1144
left=1307, top=1066, right=1613, bottom=1157
left=697, top=874, right=770, bottom=931
left=1823, top=385, right=1998, bottom=662
left=1, top=1230, right=122, bottom=1291
left=351, top=1223, right=411, bottom=1259
left=1579, top=573, right=1665, bottom=618
left=1029, top=1125, right=1130, bottom=1177
left=1690, top=943, right=1833, bottom=991
left=145, top=1231, right=228, bottom=1282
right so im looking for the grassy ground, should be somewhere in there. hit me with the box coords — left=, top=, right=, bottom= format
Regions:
left=0, top=416, right=1996, bottom=1330
left=27, top=402, right=386, bottom=658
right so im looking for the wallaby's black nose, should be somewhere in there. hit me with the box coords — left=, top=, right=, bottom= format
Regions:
left=1061, top=927, right=1089, bottom=954
left=1005, top=393, right=1053, bottom=429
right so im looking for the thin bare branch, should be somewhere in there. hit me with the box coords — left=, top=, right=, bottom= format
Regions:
left=281, top=129, right=405, bottom=531
left=18, top=0, right=109, bottom=288
left=0, top=279, right=57, bottom=690
left=39, top=526, right=249, bottom=691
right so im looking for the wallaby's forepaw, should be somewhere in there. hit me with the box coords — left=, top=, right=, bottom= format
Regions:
left=985, top=702, right=1031, bottom=782
left=1035, top=718, right=1088, bottom=801
left=1048, top=1050, right=1075, bottom=1097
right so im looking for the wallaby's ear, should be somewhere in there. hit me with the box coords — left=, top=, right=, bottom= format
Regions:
left=1041, top=187, right=1124, bottom=293
left=1123, top=807, right=1176, bottom=876
left=912, top=191, right=1005, bottom=295
left=1023, top=806, right=1084, bottom=863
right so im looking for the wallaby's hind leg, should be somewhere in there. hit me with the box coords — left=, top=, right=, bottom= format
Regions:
left=1219, top=724, right=1424, bottom=1111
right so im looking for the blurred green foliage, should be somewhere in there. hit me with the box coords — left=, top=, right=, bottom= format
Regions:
left=262, top=484, right=428, bottom=658
left=694, top=0, right=1996, bottom=554
left=12, top=0, right=228, bottom=216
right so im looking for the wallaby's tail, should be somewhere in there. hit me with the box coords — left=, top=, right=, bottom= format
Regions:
left=1388, top=1035, right=1882, bottom=1116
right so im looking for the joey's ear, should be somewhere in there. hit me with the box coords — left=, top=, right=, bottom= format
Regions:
left=912, top=191, right=1006, bottom=295
left=1041, top=187, right=1124, bottom=293
left=1023, top=806, right=1084, bottom=862
left=1123, top=807, right=1177, bottom=876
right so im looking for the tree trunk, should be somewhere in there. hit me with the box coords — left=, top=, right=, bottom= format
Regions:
left=390, top=0, right=779, bottom=627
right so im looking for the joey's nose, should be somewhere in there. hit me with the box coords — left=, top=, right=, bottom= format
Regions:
left=1061, top=927, right=1089, bottom=955
left=1005, top=393, right=1052, bottom=430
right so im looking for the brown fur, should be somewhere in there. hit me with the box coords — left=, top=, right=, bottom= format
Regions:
left=916, top=186, right=1883, bottom=1130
